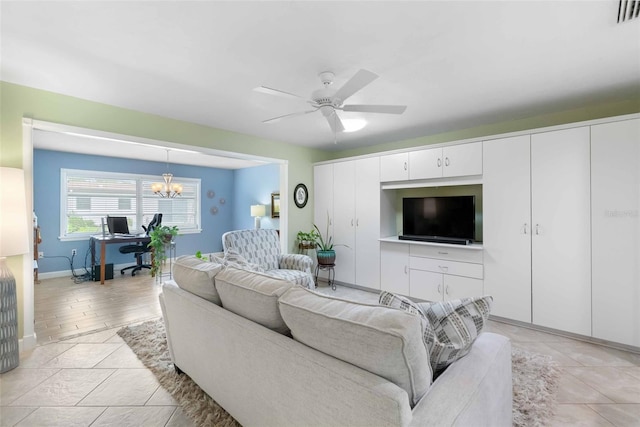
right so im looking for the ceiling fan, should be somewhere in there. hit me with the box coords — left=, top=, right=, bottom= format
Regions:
left=255, top=69, right=407, bottom=134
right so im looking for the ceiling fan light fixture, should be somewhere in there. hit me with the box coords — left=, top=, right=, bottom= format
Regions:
left=342, top=119, right=367, bottom=133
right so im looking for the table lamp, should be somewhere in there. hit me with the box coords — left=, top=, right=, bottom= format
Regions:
left=0, top=167, right=29, bottom=373
left=251, top=204, right=266, bottom=229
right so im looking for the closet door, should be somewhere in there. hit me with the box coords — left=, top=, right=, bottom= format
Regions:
left=531, top=127, right=591, bottom=336
left=355, top=157, right=381, bottom=289
left=483, top=135, right=532, bottom=322
left=333, top=161, right=356, bottom=284
left=591, top=119, right=640, bottom=347
left=313, top=163, right=334, bottom=246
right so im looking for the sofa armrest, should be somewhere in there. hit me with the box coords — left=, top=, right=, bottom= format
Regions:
left=279, top=254, right=313, bottom=273
left=409, top=332, right=512, bottom=427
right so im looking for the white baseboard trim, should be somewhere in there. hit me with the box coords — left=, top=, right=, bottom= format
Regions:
left=37, top=263, right=134, bottom=281
left=19, top=333, right=37, bottom=352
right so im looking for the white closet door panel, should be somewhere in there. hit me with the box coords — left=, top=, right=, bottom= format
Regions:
left=380, top=153, right=408, bottom=182
left=531, top=127, right=591, bottom=336
left=443, top=142, right=483, bottom=177
left=355, top=157, right=381, bottom=289
left=410, top=270, right=443, bottom=302
left=314, top=164, right=334, bottom=240
left=333, top=161, right=356, bottom=284
left=591, top=119, right=640, bottom=346
left=443, top=275, right=484, bottom=300
left=482, top=135, right=532, bottom=323
left=381, top=242, right=409, bottom=295
left=409, top=148, right=442, bottom=180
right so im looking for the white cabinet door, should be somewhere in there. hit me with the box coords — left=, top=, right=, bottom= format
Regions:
left=483, top=135, right=532, bottom=322
left=333, top=161, right=356, bottom=284
left=531, top=127, right=591, bottom=336
left=355, top=157, right=381, bottom=289
left=381, top=242, right=409, bottom=295
left=443, top=142, right=483, bottom=177
left=410, top=269, right=443, bottom=302
left=409, top=148, right=441, bottom=180
left=443, top=275, right=484, bottom=300
left=591, top=118, right=640, bottom=347
left=314, top=163, right=334, bottom=242
left=380, top=153, right=408, bottom=182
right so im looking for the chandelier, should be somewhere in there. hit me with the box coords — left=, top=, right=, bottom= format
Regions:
left=151, top=150, right=183, bottom=198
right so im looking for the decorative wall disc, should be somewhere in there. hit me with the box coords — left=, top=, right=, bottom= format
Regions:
left=219, top=198, right=226, bottom=205
left=207, top=190, right=215, bottom=199
left=210, top=206, right=218, bottom=215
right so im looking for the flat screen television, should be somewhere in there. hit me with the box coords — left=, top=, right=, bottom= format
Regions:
left=400, top=196, right=475, bottom=245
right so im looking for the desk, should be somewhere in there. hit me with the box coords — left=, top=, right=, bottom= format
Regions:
left=90, top=235, right=151, bottom=284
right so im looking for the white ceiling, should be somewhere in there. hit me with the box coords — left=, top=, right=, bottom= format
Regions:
left=2, top=1, right=639, bottom=154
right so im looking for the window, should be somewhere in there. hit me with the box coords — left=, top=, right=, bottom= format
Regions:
left=60, top=169, right=200, bottom=240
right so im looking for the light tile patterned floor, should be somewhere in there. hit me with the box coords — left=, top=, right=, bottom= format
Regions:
left=1, top=275, right=638, bottom=426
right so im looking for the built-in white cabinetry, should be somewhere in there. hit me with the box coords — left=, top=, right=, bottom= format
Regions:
left=531, top=127, right=591, bottom=336
left=409, top=142, right=483, bottom=180
left=313, top=163, right=334, bottom=241
left=380, top=153, right=408, bottom=182
left=591, top=118, right=640, bottom=347
left=380, top=242, right=409, bottom=295
left=380, top=239, right=483, bottom=302
left=483, top=135, right=532, bottom=323
left=315, top=158, right=381, bottom=290
left=483, top=128, right=591, bottom=336
left=380, top=142, right=482, bottom=182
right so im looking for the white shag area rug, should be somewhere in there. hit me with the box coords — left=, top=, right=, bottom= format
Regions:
left=118, top=319, right=560, bottom=427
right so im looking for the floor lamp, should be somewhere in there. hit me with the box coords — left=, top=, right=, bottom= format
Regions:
left=0, top=167, right=29, bottom=373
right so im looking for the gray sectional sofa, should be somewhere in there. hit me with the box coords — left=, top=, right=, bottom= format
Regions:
left=160, top=260, right=513, bottom=427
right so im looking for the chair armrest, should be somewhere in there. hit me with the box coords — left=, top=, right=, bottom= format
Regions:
left=279, top=254, right=313, bottom=273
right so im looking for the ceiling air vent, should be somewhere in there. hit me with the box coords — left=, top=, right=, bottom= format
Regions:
left=618, top=0, right=639, bottom=23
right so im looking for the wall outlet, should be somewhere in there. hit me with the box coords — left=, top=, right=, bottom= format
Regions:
left=71, top=248, right=77, bottom=256
left=38, top=251, right=44, bottom=259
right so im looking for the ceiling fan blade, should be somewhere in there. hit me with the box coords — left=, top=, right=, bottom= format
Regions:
left=325, top=111, right=345, bottom=133
left=254, top=86, right=305, bottom=100
left=342, top=104, right=407, bottom=114
left=333, top=69, right=379, bottom=103
left=262, top=109, right=317, bottom=124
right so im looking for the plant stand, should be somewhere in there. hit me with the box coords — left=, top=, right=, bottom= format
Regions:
left=314, top=263, right=336, bottom=291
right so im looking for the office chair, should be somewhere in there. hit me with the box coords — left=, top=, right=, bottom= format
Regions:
left=119, top=214, right=162, bottom=276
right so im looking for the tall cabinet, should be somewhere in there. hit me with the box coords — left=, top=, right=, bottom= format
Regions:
left=531, top=127, right=591, bottom=336
left=483, top=127, right=591, bottom=336
left=591, top=118, right=640, bottom=347
left=314, top=158, right=381, bottom=290
left=483, top=135, right=532, bottom=323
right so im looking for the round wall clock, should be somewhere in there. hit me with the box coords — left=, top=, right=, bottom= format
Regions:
left=294, top=183, right=308, bottom=208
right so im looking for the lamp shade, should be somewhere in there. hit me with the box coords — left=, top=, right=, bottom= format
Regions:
left=0, top=168, right=29, bottom=257
left=250, top=204, right=266, bottom=217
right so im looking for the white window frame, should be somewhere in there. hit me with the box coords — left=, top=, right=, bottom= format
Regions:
left=59, top=168, right=201, bottom=241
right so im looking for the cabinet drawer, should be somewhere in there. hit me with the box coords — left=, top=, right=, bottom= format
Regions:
left=410, top=256, right=483, bottom=279
left=410, top=244, right=483, bottom=263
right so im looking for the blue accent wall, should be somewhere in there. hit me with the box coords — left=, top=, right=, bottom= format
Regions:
left=33, top=149, right=235, bottom=274
left=232, top=163, right=280, bottom=231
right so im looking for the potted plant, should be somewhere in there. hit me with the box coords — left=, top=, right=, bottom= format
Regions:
left=296, top=229, right=319, bottom=251
left=312, top=220, right=349, bottom=266
left=148, top=225, right=179, bottom=276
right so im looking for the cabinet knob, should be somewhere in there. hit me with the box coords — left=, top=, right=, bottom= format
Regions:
left=445, top=157, right=450, bottom=167
left=437, top=284, right=441, bottom=294
left=403, top=162, right=407, bottom=171
left=445, top=285, right=450, bottom=295
left=437, top=158, right=442, bottom=167
left=356, top=218, right=359, bottom=227
left=535, top=224, right=541, bottom=235
left=404, top=265, right=408, bottom=274
left=351, top=219, right=354, bottom=226
left=522, top=223, right=528, bottom=235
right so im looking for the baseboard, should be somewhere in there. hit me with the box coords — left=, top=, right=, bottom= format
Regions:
left=19, top=333, right=37, bottom=352
left=38, top=262, right=133, bottom=280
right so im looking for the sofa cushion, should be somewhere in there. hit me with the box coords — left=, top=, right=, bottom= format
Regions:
left=417, top=296, right=493, bottom=376
left=379, top=291, right=493, bottom=377
left=215, top=266, right=296, bottom=334
left=173, top=255, right=223, bottom=305
left=279, top=287, right=432, bottom=406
